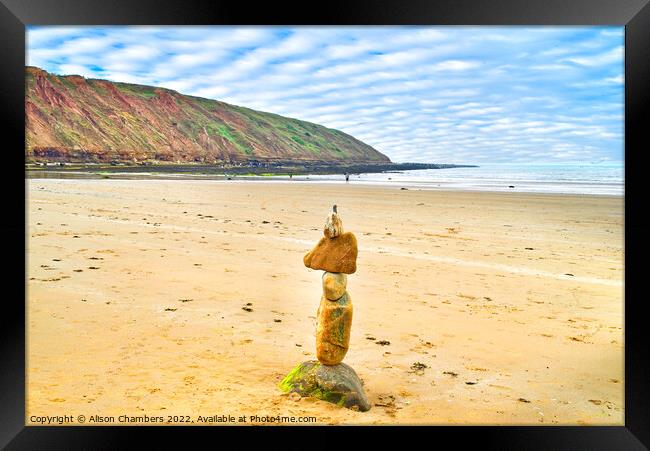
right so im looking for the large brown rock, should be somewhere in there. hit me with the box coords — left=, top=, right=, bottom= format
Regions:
left=316, top=293, right=352, bottom=365
left=304, top=232, right=358, bottom=274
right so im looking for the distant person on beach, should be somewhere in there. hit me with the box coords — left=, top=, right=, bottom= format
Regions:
left=345, top=173, right=350, bottom=182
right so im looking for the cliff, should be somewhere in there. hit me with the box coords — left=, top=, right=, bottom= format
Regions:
left=25, top=66, right=391, bottom=165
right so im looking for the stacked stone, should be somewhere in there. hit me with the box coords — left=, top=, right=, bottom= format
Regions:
left=280, top=206, right=369, bottom=411
left=317, top=272, right=351, bottom=364
left=303, top=206, right=358, bottom=365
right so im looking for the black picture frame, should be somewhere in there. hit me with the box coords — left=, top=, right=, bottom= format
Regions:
left=2, top=0, right=648, bottom=448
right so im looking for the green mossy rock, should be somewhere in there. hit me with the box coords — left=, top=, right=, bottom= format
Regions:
left=279, top=360, right=371, bottom=412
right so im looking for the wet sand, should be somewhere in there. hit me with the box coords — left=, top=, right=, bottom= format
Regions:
left=26, top=179, right=624, bottom=425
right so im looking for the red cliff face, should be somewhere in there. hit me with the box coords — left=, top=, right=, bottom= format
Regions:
left=25, top=67, right=391, bottom=165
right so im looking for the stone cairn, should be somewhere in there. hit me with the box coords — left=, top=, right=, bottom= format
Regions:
left=279, top=206, right=370, bottom=411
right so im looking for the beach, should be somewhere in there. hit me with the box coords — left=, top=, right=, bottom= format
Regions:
left=26, top=178, right=624, bottom=425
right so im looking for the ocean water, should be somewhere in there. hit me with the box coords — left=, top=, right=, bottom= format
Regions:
left=29, top=162, right=624, bottom=196
left=289, top=162, right=624, bottom=196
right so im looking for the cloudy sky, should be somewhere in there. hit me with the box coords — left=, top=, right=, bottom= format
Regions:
left=27, top=26, right=624, bottom=164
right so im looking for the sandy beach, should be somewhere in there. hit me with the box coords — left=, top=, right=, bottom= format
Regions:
left=26, top=179, right=624, bottom=425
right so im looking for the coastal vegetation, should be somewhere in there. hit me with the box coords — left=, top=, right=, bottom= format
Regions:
left=25, top=67, right=391, bottom=166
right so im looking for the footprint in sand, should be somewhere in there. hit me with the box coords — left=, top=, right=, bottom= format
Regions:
left=488, top=384, right=512, bottom=391
left=375, top=394, right=396, bottom=407
left=374, top=394, right=399, bottom=417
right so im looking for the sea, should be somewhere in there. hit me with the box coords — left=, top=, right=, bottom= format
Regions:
left=288, top=162, right=624, bottom=196
left=28, top=161, right=624, bottom=196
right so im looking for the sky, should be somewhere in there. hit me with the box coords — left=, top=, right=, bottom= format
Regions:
left=27, top=26, right=624, bottom=164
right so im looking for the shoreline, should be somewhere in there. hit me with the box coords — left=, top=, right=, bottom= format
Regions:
left=25, top=172, right=624, bottom=198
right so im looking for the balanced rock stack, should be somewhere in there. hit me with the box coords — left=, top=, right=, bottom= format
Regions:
left=279, top=206, right=370, bottom=412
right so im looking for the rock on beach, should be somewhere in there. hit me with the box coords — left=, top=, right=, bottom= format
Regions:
left=316, top=293, right=352, bottom=365
left=303, top=232, right=358, bottom=274
left=279, top=360, right=371, bottom=411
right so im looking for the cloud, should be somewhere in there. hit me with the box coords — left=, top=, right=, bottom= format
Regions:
left=26, top=26, right=87, bottom=47
left=605, top=75, right=624, bottom=84
left=564, top=45, right=623, bottom=67
left=57, top=64, right=97, bottom=78
left=432, top=60, right=481, bottom=71
left=454, top=107, right=503, bottom=117
left=325, top=40, right=376, bottom=59
left=27, top=25, right=624, bottom=164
